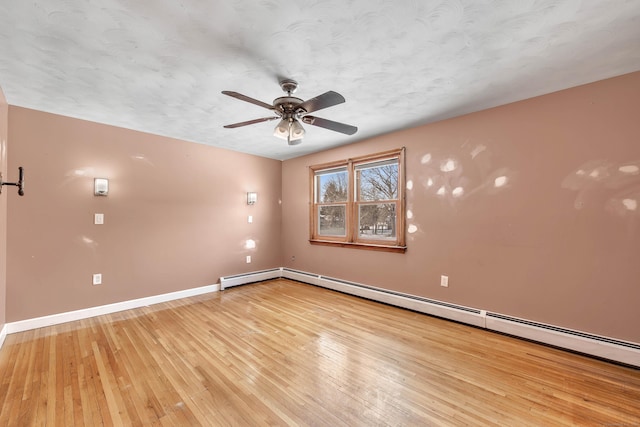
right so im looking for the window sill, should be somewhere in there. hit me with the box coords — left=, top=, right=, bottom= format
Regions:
left=309, top=239, right=407, bottom=253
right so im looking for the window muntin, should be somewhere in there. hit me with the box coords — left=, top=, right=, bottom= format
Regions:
left=310, top=148, right=405, bottom=251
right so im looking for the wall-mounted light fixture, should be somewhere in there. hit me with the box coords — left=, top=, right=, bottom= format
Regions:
left=0, top=166, right=25, bottom=196
left=94, top=178, right=109, bottom=196
left=247, top=192, right=257, bottom=205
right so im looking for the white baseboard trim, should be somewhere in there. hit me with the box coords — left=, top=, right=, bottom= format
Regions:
left=0, top=324, right=7, bottom=350
left=280, top=268, right=640, bottom=367
left=5, top=283, right=220, bottom=335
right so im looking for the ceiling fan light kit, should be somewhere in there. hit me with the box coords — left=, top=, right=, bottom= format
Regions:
left=222, top=79, right=357, bottom=146
left=273, top=116, right=305, bottom=143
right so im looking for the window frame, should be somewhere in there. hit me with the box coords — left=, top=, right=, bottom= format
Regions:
left=309, top=148, right=406, bottom=253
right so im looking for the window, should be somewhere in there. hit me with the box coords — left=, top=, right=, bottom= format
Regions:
left=310, top=148, right=406, bottom=252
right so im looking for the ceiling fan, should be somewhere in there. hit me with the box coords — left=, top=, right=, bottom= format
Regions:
left=222, top=79, right=357, bottom=146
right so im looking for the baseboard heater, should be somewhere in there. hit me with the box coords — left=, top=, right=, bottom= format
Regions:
left=220, top=268, right=282, bottom=290
left=485, top=313, right=640, bottom=367
left=279, top=268, right=640, bottom=367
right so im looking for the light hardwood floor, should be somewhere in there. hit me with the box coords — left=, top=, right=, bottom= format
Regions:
left=1, top=279, right=639, bottom=426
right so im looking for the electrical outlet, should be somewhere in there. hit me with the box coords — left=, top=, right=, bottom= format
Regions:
left=93, top=273, right=102, bottom=285
left=440, top=275, right=449, bottom=287
left=246, top=255, right=251, bottom=263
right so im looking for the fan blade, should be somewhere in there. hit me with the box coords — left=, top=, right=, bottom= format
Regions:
left=223, top=116, right=277, bottom=128
left=222, top=91, right=274, bottom=110
left=301, top=116, right=357, bottom=135
left=296, top=91, right=345, bottom=114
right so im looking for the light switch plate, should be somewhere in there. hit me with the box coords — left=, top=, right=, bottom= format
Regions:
left=94, top=213, right=104, bottom=225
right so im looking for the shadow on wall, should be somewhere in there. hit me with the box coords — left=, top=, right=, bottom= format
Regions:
left=405, top=142, right=514, bottom=238
left=561, top=160, right=640, bottom=217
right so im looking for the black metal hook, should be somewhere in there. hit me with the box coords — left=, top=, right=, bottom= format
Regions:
left=0, top=166, right=25, bottom=196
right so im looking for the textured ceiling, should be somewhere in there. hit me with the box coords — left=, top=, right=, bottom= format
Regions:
left=1, top=1, right=639, bottom=160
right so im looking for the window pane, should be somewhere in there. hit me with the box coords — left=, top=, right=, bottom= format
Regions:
left=358, top=203, right=396, bottom=240
left=356, top=160, right=398, bottom=201
left=319, top=205, right=346, bottom=236
left=316, top=168, right=348, bottom=203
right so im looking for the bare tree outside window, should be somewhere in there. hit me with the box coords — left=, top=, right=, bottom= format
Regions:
left=358, top=163, right=398, bottom=201
left=320, top=171, right=348, bottom=202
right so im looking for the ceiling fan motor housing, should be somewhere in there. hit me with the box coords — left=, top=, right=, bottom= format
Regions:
left=273, top=96, right=305, bottom=118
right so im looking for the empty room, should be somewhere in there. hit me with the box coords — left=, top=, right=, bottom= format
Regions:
left=0, top=1, right=639, bottom=425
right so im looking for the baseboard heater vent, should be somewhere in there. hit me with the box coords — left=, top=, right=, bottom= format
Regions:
left=220, top=268, right=282, bottom=290
left=281, top=268, right=321, bottom=286
left=282, top=268, right=318, bottom=278
left=486, top=313, right=640, bottom=366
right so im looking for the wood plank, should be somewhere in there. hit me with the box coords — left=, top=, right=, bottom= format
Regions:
left=0, top=279, right=638, bottom=425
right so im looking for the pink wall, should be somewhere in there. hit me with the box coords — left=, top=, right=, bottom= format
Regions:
left=0, top=86, right=7, bottom=328
left=3, top=72, right=639, bottom=344
left=6, top=107, right=283, bottom=321
left=282, top=72, right=640, bottom=343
